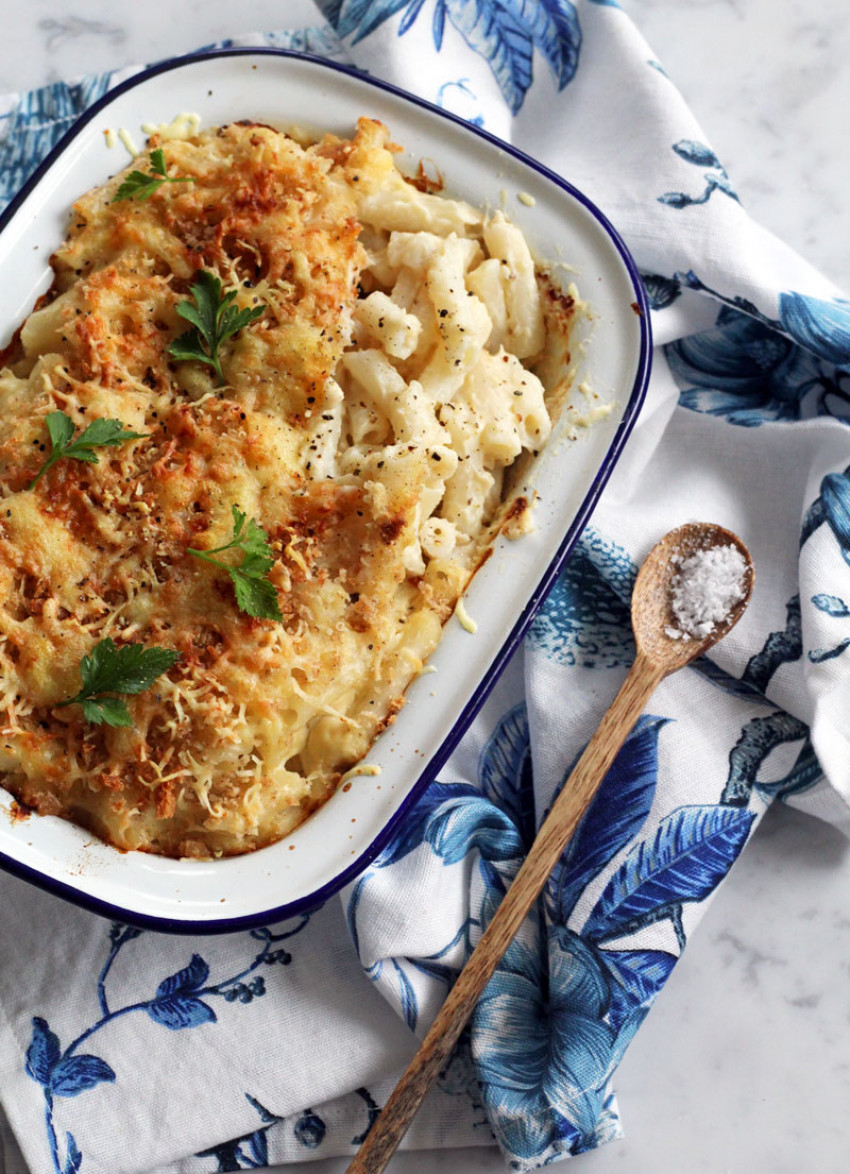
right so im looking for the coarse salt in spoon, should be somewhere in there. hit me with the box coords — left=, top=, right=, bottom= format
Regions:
left=345, top=521, right=754, bottom=1174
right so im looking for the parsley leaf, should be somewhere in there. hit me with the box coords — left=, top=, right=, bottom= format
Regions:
left=113, top=147, right=193, bottom=202
left=28, top=411, right=149, bottom=489
left=168, top=271, right=266, bottom=385
left=232, top=570, right=282, bottom=620
left=58, top=639, right=181, bottom=727
left=188, top=505, right=283, bottom=621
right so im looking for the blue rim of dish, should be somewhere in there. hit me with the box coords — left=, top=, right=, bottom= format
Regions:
left=0, top=47, right=652, bottom=934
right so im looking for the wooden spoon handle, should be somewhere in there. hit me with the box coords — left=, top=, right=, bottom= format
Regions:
left=345, top=652, right=665, bottom=1174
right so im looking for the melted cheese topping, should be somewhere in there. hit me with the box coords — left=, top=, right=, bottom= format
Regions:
left=0, top=119, right=579, bottom=858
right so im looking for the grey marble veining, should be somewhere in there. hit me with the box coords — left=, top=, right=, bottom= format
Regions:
left=627, top=0, right=850, bottom=291
left=0, top=3, right=848, bottom=1173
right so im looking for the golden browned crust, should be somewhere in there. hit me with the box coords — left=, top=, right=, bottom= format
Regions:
left=0, top=119, right=577, bottom=858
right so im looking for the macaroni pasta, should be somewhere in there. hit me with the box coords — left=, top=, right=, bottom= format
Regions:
left=0, top=117, right=580, bottom=857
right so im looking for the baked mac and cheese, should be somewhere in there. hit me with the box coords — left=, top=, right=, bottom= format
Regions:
left=0, top=118, right=580, bottom=857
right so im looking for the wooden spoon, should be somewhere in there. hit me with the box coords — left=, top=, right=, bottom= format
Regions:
left=345, top=522, right=754, bottom=1174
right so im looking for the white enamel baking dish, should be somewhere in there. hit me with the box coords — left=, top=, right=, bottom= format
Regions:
left=0, top=50, right=651, bottom=932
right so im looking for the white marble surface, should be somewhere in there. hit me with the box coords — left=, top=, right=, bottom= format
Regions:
left=0, top=3, right=848, bottom=1173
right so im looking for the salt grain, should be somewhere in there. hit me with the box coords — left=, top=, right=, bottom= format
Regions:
left=666, top=544, right=747, bottom=641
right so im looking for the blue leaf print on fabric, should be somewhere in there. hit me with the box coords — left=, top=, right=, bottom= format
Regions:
left=48, top=1055, right=117, bottom=1099
left=155, top=953, right=210, bottom=997
left=527, top=531, right=636, bottom=667
left=390, top=959, right=420, bottom=1030
left=547, top=927, right=609, bottom=1021
left=375, top=780, right=481, bottom=867
left=318, top=0, right=582, bottom=114
left=316, top=0, right=344, bottom=25
left=446, top=0, right=583, bottom=113
left=599, top=948, right=676, bottom=1034
left=548, top=715, right=669, bottom=924
left=424, top=791, right=524, bottom=864
left=324, top=0, right=409, bottom=42
left=800, top=464, right=850, bottom=553
left=657, top=190, right=698, bottom=210
left=147, top=993, right=217, bottom=1030
left=584, top=804, right=756, bottom=943
left=478, top=855, right=514, bottom=927
left=25, top=1019, right=116, bottom=1099
left=25, top=1017, right=60, bottom=1087
left=813, top=592, right=850, bottom=617
left=809, top=589, right=850, bottom=661
left=666, top=305, right=828, bottom=425
left=658, top=176, right=739, bottom=208
left=247, top=1129, right=270, bottom=1166
left=474, top=964, right=587, bottom=1159
left=478, top=702, right=535, bottom=847
left=778, top=292, right=850, bottom=366
left=806, top=555, right=850, bottom=661
left=467, top=713, right=682, bottom=1167
left=346, top=772, right=523, bottom=1029
left=671, top=139, right=722, bottom=168
left=367, top=775, right=524, bottom=873
left=441, top=1, right=534, bottom=115
left=147, top=954, right=217, bottom=1030
left=658, top=140, right=738, bottom=208
left=816, top=471, right=850, bottom=565
left=641, top=272, right=682, bottom=311
left=62, top=1133, right=82, bottom=1174
left=432, top=0, right=448, bottom=46
left=810, top=637, right=850, bottom=663
left=502, top=0, right=583, bottom=90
